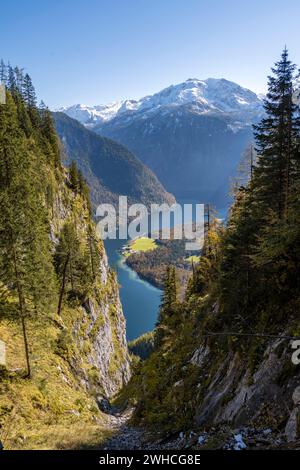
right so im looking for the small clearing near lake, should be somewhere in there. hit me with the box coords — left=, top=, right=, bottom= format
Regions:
left=130, top=237, right=157, bottom=252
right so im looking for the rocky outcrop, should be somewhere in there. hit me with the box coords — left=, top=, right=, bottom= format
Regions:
left=82, top=266, right=131, bottom=397
left=49, top=170, right=131, bottom=399
left=190, top=337, right=300, bottom=442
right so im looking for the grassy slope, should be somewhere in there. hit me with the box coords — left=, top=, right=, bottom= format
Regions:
left=0, top=172, right=127, bottom=450
left=0, top=311, right=113, bottom=449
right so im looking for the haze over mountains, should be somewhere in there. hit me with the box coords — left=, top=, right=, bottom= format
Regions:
left=60, top=78, right=264, bottom=206
left=53, top=112, right=175, bottom=209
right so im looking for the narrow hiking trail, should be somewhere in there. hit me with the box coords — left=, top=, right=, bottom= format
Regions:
left=100, top=408, right=183, bottom=450
left=100, top=408, right=148, bottom=450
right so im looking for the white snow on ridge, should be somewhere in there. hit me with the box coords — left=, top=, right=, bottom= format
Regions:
left=58, top=102, right=122, bottom=124
left=59, top=78, right=264, bottom=127
left=58, top=99, right=141, bottom=125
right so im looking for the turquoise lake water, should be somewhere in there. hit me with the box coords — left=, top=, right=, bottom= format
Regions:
left=104, top=238, right=161, bottom=341
left=104, top=203, right=228, bottom=341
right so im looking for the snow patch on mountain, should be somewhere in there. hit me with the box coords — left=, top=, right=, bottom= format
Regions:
left=58, top=102, right=122, bottom=124
left=59, top=78, right=264, bottom=127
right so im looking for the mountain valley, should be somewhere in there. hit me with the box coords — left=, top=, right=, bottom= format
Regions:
left=61, top=78, right=264, bottom=205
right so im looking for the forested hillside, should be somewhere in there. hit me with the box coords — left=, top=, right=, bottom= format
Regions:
left=122, top=49, right=300, bottom=448
left=53, top=112, right=175, bottom=210
left=0, top=63, right=130, bottom=449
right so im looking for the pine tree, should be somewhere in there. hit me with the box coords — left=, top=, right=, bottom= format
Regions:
left=22, top=73, right=41, bottom=127
left=15, top=94, right=33, bottom=136
left=249, top=49, right=300, bottom=284
left=7, top=64, right=17, bottom=94
left=78, top=168, right=87, bottom=193
left=22, top=73, right=37, bottom=108
left=234, top=144, right=257, bottom=191
left=54, top=222, right=92, bottom=314
left=216, top=49, right=300, bottom=335
left=86, top=224, right=102, bottom=281
left=0, top=59, right=7, bottom=83
left=14, top=66, right=24, bottom=94
left=0, top=93, right=57, bottom=377
left=253, top=48, right=300, bottom=219
left=69, top=161, right=80, bottom=192
left=156, top=266, right=178, bottom=347
left=39, top=101, right=61, bottom=167
left=158, top=267, right=176, bottom=321
left=55, top=223, right=79, bottom=315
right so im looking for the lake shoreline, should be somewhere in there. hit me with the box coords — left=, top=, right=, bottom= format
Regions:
left=104, top=238, right=162, bottom=341
left=124, top=256, right=163, bottom=290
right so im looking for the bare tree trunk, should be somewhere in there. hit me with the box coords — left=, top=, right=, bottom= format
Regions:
left=10, top=231, right=31, bottom=378
left=57, top=254, right=70, bottom=316
left=69, top=254, right=74, bottom=291
left=20, top=313, right=31, bottom=378
left=285, top=97, right=292, bottom=219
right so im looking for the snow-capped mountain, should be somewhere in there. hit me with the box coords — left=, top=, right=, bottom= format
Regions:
left=60, top=78, right=263, bottom=128
left=130, top=77, right=262, bottom=116
left=60, top=78, right=264, bottom=206
left=58, top=101, right=136, bottom=125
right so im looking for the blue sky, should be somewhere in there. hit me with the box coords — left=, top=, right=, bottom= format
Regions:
left=1, top=0, right=300, bottom=108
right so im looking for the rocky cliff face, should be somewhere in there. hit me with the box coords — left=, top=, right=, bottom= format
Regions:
left=50, top=168, right=131, bottom=399
left=191, top=337, right=300, bottom=442
left=81, top=265, right=130, bottom=398
left=126, top=296, right=300, bottom=448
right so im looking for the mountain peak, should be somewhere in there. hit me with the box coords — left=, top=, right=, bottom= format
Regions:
left=59, top=78, right=263, bottom=126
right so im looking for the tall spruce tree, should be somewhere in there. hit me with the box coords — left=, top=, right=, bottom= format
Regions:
left=254, top=48, right=300, bottom=219
left=54, top=222, right=93, bottom=314
left=0, top=59, right=7, bottom=83
left=0, top=93, right=57, bottom=377
left=22, top=73, right=37, bottom=108
left=14, top=66, right=24, bottom=94
left=86, top=224, right=102, bottom=281
left=7, top=65, right=17, bottom=95
left=55, top=223, right=79, bottom=315
left=156, top=266, right=178, bottom=347
left=39, top=101, right=61, bottom=167
left=22, top=73, right=40, bottom=127
left=218, top=49, right=300, bottom=335
left=69, top=161, right=80, bottom=192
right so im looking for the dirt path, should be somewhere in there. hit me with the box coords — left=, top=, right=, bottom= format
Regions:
left=99, top=407, right=186, bottom=450
left=100, top=408, right=148, bottom=450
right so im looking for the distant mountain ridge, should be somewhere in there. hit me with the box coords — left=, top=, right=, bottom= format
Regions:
left=60, top=78, right=264, bottom=206
left=53, top=112, right=175, bottom=210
